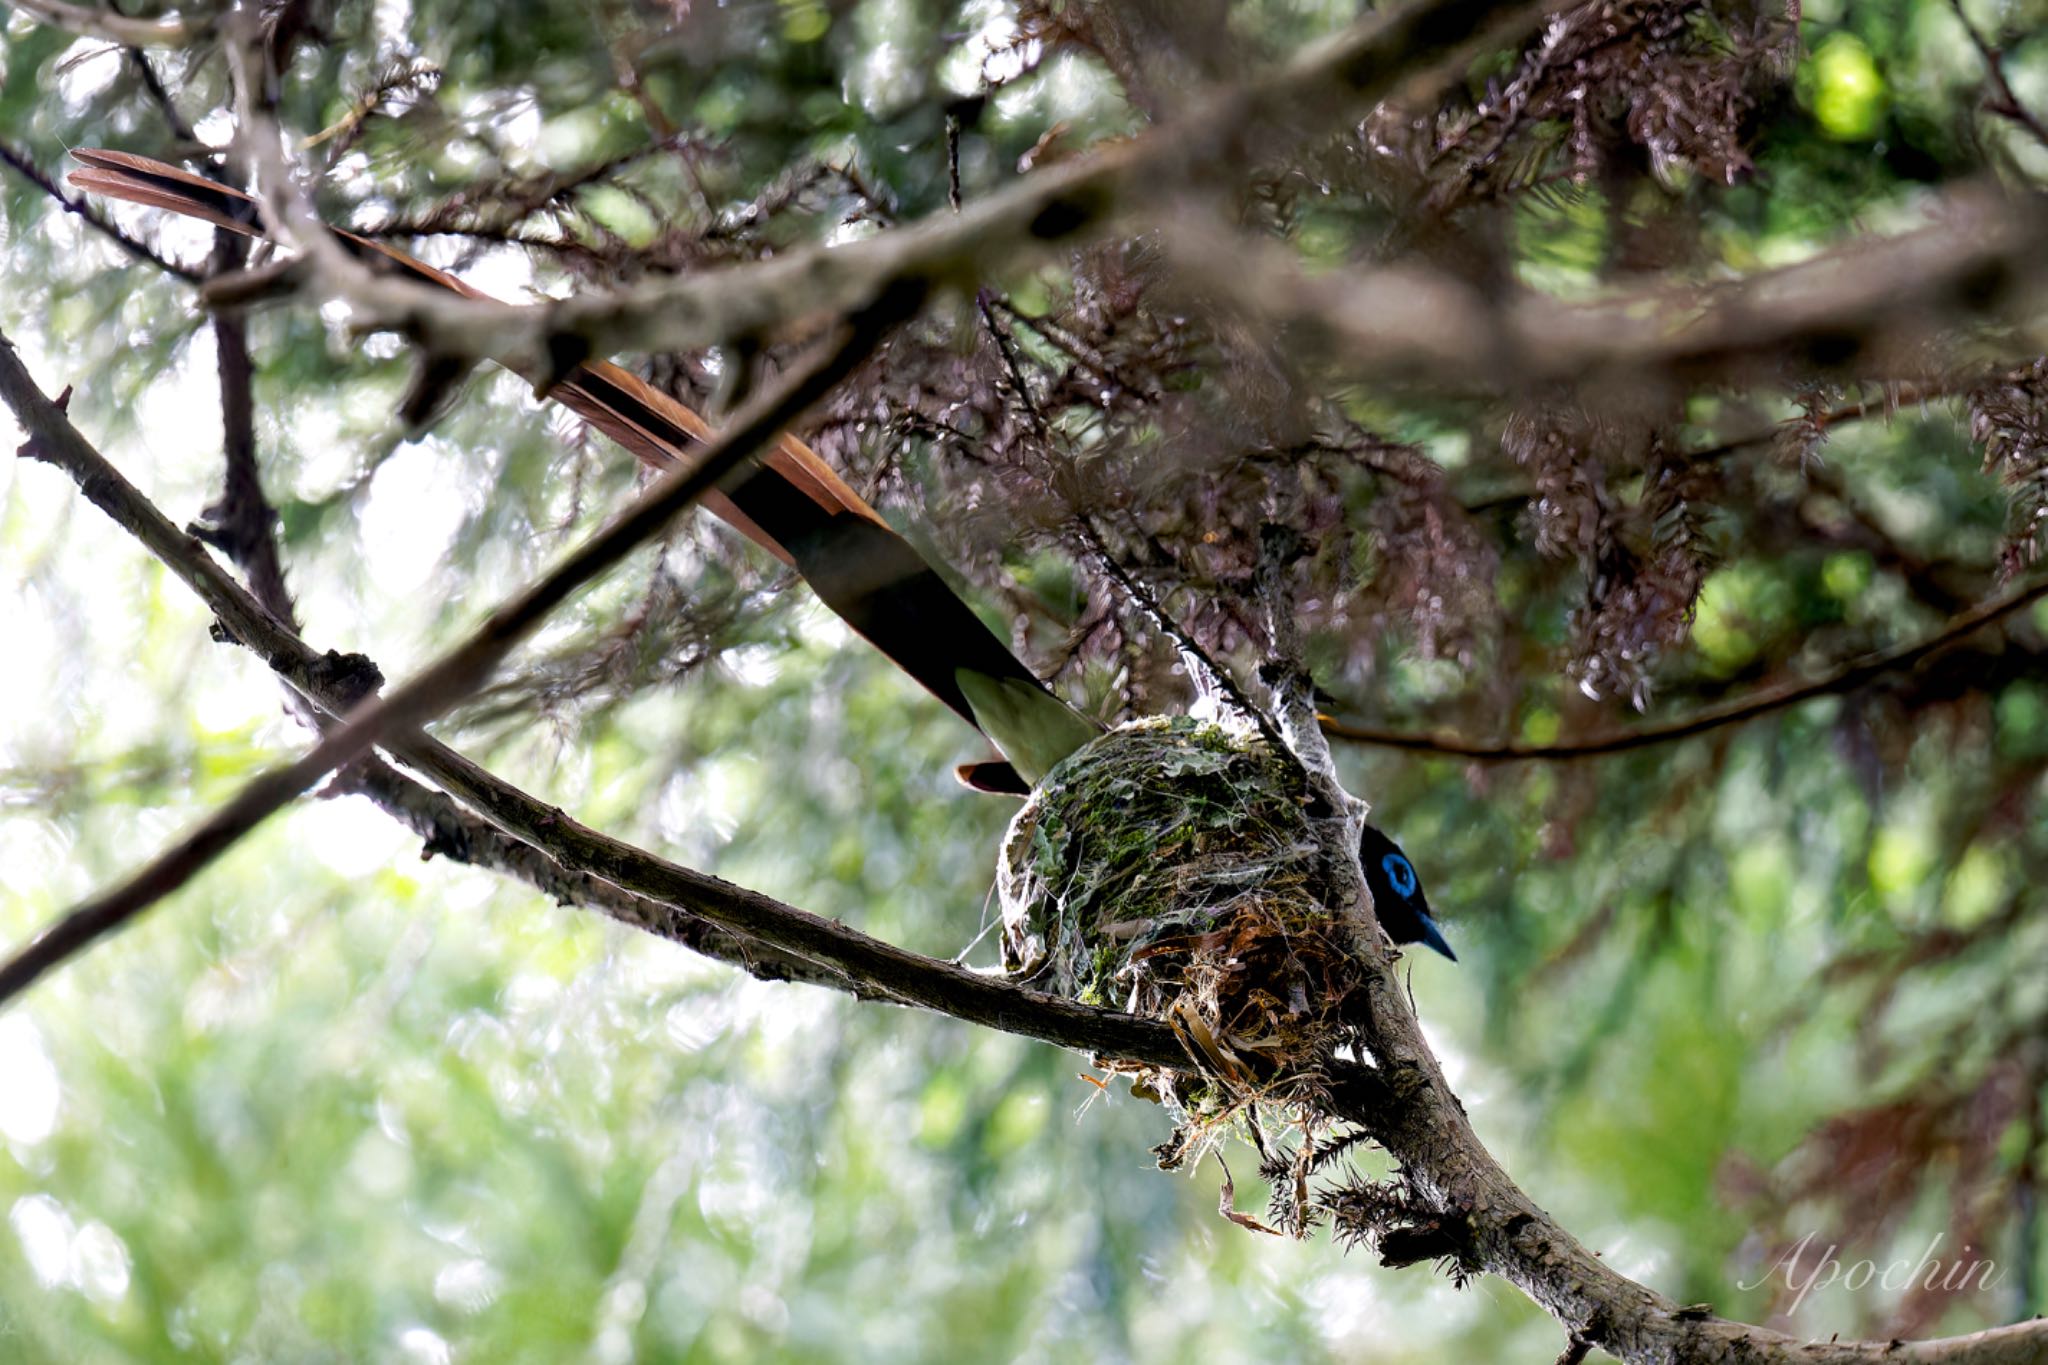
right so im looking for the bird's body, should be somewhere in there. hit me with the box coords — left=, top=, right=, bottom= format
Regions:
left=69, top=146, right=1455, bottom=963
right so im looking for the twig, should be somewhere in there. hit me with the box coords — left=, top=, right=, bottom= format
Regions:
left=192, top=226, right=294, bottom=618
left=1457, top=393, right=1916, bottom=518
left=988, top=294, right=1165, bottom=404
left=1948, top=0, right=2048, bottom=154
left=125, top=49, right=200, bottom=147
left=1321, top=574, right=2048, bottom=760
left=1254, top=524, right=1352, bottom=814
left=1082, top=518, right=1300, bottom=766
left=975, top=283, right=1293, bottom=762
left=945, top=106, right=964, bottom=213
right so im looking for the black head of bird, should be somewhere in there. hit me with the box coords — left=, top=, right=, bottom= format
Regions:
left=1358, top=824, right=1455, bottom=961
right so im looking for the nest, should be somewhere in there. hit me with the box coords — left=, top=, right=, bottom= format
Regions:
left=998, top=716, right=1368, bottom=1154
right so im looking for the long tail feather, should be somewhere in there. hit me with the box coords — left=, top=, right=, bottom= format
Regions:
left=73, top=149, right=1098, bottom=783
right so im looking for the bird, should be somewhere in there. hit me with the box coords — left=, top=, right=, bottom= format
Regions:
left=1359, top=824, right=1455, bottom=961
left=68, top=147, right=1455, bottom=962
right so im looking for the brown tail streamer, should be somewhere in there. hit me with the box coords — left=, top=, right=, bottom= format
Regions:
left=73, top=148, right=1092, bottom=786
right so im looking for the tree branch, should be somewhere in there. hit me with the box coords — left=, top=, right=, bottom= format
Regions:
left=1319, top=1026, right=2048, bottom=1363
left=1154, top=193, right=2048, bottom=391
left=334, top=754, right=887, bottom=999
left=1947, top=0, right=2048, bottom=155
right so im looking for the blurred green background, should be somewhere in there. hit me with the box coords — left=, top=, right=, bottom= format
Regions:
left=3, top=0, right=2047, bottom=1360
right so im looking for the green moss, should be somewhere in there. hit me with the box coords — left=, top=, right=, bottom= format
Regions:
left=998, top=718, right=1365, bottom=1129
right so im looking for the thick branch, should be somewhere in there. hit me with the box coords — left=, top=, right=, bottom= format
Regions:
left=1305, top=694, right=2048, bottom=1365
left=335, top=755, right=884, bottom=998
left=1156, top=193, right=2048, bottom=390
left=1321, top=1024, right=2048, bottom=1362
left=4, top=0, right=210, bottom=47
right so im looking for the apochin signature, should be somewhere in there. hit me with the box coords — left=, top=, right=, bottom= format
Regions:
left=1739, top=1233, right=2005, bottom=1314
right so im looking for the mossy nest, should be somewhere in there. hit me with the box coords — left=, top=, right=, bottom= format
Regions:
left=998, top=716, right=1366, bottom=1134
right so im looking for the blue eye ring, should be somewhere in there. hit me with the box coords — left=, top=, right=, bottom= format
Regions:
left=1380, top=852, right=1418, bottom=899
